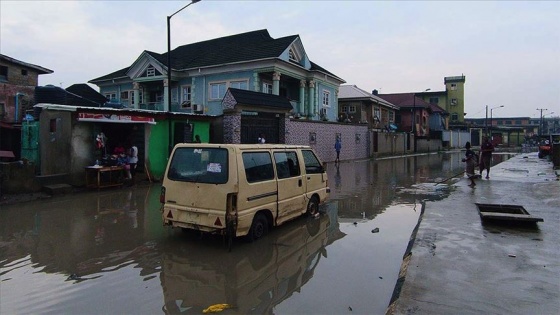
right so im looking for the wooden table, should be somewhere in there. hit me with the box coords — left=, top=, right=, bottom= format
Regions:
left=85, top=166, right=125, bottom=189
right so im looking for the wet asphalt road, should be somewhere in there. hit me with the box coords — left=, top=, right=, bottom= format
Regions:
left=0, top=152, right=512, bottom=314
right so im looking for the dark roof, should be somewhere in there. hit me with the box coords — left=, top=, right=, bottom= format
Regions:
left=0, top=53, right=53, bottom=74
left=228, top=88, right=293, bottom=110
left=377, top=93, right=431, bottom=109
left=428, top=102, right=446, bottom=113
left=90, top=29, right=339, bottom=82
left=66, top=84, right=107, bottom=106
left=89, top=66, right=130, bottom=83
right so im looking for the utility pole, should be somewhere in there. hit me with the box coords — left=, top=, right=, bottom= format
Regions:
left=537, top=108, right=547, bottom=138
left=485, top=105, right=488, bottom=137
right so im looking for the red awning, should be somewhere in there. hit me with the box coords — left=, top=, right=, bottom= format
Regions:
left=77, top=112, right=156, bottom=124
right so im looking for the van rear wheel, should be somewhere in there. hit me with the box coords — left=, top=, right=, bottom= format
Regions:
left=306, top=196, right=319, bottom=217
left=247, top=213, right=269, bottom=242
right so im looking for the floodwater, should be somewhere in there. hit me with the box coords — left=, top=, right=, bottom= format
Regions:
left=0, top=152, right=512, bottom=314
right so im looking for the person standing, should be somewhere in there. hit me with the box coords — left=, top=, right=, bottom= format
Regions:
left=258, top=133, right=266, bottom=144
left=334, top=138, right=342, bottom=163
left=128, top=143, right=138, bottom=179
left=194, top=135, right=201, bottom=143
left=462, top=141, right=477, bottom=187
left=479, top=136, right=494, bottom=179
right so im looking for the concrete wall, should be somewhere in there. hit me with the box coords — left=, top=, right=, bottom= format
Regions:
left=416, top=138, right=443, bottom=153
left=442, top=130, right=471, bottom=148
left=371, top=131, right=412, bottom=157
left=0, top=161, right=42, bottom=194
left=39, top=110, right=73, bottom=176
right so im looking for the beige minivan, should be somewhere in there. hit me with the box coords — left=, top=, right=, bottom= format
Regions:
left=160, top=144, right=330, bottom=241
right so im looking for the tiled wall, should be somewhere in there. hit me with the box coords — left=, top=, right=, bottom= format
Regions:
left=285, top=119, right=369, bottom=163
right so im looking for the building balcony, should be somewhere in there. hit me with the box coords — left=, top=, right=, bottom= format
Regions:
left=138, top=102, right=164, bottom=111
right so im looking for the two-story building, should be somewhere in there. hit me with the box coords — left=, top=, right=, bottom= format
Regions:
left=337, top=85, right=398, bottom=130
left=413, top=75, right=466, bottom=128
left=0, top=54, right=52, bottom=160
left=89, top=29, right=345, bottom=145
left=31, top=29, right=349, bottom=184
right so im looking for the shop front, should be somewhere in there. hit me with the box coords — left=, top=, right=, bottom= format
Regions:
left=36, top=104, right=213, bottom=186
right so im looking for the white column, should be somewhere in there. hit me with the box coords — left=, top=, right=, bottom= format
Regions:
left=133, top=82, right=140, bottom=109
left=272, top=71, right=281, bottom=95
left=299, top=80, right=306, bottom=116
left=308, top=80, right=315, bottom=118
left=164, top=79, right=170, bottom=112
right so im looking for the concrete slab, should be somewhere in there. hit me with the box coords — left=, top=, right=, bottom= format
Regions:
left=43, top=184, right=73, bottom=195
left=389, top=152, right=560, bottom=315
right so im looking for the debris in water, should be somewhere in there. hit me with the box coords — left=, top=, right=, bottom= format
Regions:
left=66, top=274, right=80, bottom=281
left=203, top=304, right=231, bottom=313
left=508, top=254, right=516, bottom=258
left=372, top=227, right=380, bottom=233
left=353, top=222, right=357, bottom=225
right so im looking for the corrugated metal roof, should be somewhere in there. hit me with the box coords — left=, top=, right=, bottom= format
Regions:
left=339, top=85, right=397, bottom=108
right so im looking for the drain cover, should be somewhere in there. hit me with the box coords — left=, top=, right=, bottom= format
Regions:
left=475, top=203, right=544, bottom=223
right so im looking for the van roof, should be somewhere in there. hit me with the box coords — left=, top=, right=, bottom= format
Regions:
left=173, top=143, right=312, bottom=150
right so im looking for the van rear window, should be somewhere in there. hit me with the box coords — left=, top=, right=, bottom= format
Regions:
left=167, top=148, right=228, bottom=184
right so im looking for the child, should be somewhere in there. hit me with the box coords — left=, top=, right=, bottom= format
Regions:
left=462, top=141, right=477, bottom=187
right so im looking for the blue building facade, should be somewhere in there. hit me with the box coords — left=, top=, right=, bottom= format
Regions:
left=90, top=30, right=345, bottom=123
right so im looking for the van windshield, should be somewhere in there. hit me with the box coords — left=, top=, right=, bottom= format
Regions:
left=167, top=148, right=228, bottom=184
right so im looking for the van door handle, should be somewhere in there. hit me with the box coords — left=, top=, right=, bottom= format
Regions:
left=298, top=179, right=302, bottom=187
left=307, top=176, right=311, bottom=180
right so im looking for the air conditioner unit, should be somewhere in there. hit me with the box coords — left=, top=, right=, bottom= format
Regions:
left=193, top=104, right=203, bottom=113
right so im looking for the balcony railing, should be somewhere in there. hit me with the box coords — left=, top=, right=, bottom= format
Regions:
left=138, top=102, right=164, bottom=111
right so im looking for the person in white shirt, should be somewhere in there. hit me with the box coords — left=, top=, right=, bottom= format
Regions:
left=258, top=133, right=266, bottom=144
left=128, top=144, right=138, bottom=178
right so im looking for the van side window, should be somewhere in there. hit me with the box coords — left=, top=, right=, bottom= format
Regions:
left=302, top=150, right=323, bottom=174
left=274, top=151, right=301, bottom=179
left=243, top=152, right=274, bottom=183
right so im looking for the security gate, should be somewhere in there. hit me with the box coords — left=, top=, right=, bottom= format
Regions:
left=240, top=112, right=280, bottom=144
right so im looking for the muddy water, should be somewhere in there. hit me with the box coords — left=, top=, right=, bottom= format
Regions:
left=0, top=152, right=512, bottom=314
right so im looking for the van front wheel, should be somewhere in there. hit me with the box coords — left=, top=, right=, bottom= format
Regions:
left=247, top=213, right=269, bottom=242
left=306, top=196, right=319, bottom=217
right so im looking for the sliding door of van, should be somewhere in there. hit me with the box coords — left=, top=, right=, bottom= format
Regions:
left=273, top=151, right=305, bottom=225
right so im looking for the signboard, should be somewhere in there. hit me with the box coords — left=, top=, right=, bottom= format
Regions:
left=77, top=113, right=156, bottom=124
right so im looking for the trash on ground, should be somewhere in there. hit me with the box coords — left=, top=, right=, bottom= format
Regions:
left=202, top=304, right=231, bottom=313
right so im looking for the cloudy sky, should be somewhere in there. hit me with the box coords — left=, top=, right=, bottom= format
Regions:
left=2, top=1, right=559, bottom=118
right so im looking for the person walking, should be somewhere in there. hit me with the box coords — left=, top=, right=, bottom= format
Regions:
left=128, top=143, right=138, bottom=179
left=462, top=141, right=478, bottom=187
left=479, top=136, right=494, bottom=179
left=334, top=138, right=342, bottom=163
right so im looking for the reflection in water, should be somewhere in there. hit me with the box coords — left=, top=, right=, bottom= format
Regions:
left=160, top=214, right=334, bottom=314
left=0, top=152, right=514, bottom=314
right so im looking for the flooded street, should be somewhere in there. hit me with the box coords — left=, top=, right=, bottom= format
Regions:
left=1, top=152, right=512, bottom=314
